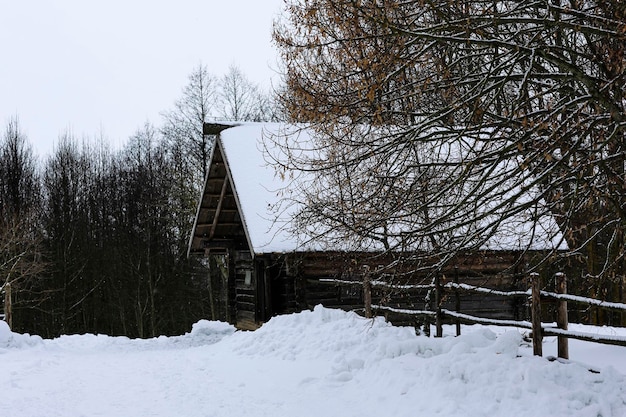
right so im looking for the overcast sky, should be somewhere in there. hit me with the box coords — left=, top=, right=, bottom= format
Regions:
left=0, top=0, right=284, bottom=157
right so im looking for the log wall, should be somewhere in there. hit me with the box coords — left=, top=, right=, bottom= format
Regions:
left=227, top=250, right=544, bottom=329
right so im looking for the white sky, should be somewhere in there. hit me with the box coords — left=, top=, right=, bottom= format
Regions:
left=0, top=0, right=284, bottom=157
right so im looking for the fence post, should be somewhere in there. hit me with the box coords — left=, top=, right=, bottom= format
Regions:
left=435, top=274, right=443, bottom=337
left=556, top=272, right=569, bottom=359
left=363, top=266, right=372, bottom=319
left=530, top=272, right=542, bottom=356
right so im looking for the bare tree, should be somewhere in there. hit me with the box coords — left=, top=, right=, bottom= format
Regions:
left=0, top=118, right=45, bottom=328
left=162, top=64, right=217, bottom=184
left=273, top=1, right=626, bottom=295
left=219, top=64, right=258, bottom=121
left=219, top=63, right=280, bottom=122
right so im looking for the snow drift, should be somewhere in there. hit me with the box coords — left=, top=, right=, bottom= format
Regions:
left=1, top=306, right=624, bottom=417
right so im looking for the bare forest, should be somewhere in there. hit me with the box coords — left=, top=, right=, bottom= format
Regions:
left=0, top=65, right=276, bottom=337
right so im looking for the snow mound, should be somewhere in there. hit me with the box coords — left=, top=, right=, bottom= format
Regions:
left=0, top=320, right=10, bottom=344
left=231, top=305, right=518, bottom=363
left=190, top=319, right=234, bottom=337
left=0, top=320, right=43, bottom=352
left=46, top=320, right=237, bottom=352
left=0, top=319, right=236, bottom=354
left=225, top=306, right=626, bottom=416
left=231, top=304, right=427, bottom=362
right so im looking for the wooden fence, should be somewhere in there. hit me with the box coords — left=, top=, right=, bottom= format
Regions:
left=320, top=271, right=626, bottom=360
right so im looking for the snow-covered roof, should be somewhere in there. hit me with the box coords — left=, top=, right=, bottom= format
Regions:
left=190, top=122, right=565, bottom=256
left=219, top=123, right=314, bottom=253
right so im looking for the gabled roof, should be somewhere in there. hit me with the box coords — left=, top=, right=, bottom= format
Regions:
left=188, top=122, right=566, bottom=258
left=188, top=123, right=312, bottom=257
left=187, top=124, right=248, bottom=256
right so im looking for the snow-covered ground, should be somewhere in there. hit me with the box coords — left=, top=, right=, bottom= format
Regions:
left=1, top=305, right=625, bottom=417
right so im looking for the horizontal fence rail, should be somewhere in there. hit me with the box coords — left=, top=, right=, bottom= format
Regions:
left=444, top=282, right=529, bottom=297
left=538, top=291, right=626, bottom=311
left=319, top=272, right=626, bottom=360
left=541, top=327, right=626, bottom=347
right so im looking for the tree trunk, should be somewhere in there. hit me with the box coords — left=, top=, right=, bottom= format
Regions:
left=4, top=282, right=12, bottom=329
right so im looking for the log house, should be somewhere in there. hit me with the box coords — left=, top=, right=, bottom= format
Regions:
left=188, top=122, right=562, bottom=329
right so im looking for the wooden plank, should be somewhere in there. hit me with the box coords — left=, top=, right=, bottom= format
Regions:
left=236, top=301, right=256, bottom=312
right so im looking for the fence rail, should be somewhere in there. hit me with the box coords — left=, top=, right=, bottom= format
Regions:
left=321, top=272, right=626, bottom=360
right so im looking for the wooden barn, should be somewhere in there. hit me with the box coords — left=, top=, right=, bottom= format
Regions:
left=187, top=122, right=563, bottom=330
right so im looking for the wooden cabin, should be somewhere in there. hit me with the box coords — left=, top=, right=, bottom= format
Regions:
left=188, top=122, right=563, bottom=330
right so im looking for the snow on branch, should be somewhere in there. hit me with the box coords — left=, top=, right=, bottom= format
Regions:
left=319, top=278, right=434, bottom=290
left=371, top=280, right=434, bottom=290
left=318, top=278, right=362, bottom=286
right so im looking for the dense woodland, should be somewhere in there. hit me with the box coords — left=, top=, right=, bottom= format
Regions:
left=0, top=65, right=277, bottom=337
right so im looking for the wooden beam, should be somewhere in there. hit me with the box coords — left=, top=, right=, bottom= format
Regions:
left=196, top=209, right=235, bottom=222
left=202, top=239, right=234, bottom=250
left=203, top=193, right=229, bottom=200
left=194, top=223, right=243, bottom=236
left=212, top=222, right=242, bottom=228
left=203, top=122, right=237, bottom=135
left=209, top=177, right=229, bottom=240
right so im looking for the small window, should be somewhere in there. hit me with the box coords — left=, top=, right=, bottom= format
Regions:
left=244, top=270, right=252, bottom=286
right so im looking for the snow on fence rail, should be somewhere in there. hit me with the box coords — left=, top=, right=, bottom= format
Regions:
left=443, top=282, right=626, bottom=312
left=444, top=282, right=529, bottom=297
left=537, top=290, right=626, bottom=311
left=319, top=272, right=626, bottom=360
